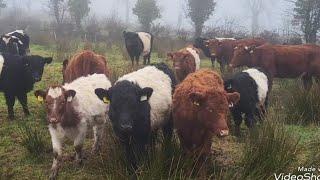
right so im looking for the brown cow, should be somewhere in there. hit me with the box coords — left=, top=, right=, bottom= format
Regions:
left=205, top=38, right=266, bottom=72
left=167, top=45, right=201, bottom=82
left=173, top=69, right=240, bottom=162
left=230, top=44, right=320, bottom=89
left=62, top=50, right=110, bottom=83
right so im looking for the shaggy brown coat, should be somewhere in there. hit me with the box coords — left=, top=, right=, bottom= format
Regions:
left=173, top=69, right=240, bottom=157
left=63, top=50, right=110, bottom=83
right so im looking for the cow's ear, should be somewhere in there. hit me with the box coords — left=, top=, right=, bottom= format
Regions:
left=227, top=92, right=240, bottom=108
left=44, top=57, right=53, bottom=64
left=189, top=91, right=205, bottom=106
left=63, top=59, right=68, bottom=69
left=95, top=88, right=111, bottom=104
left=139, top=87, right=153, bottom=102
left=167, top=52, right=174, bottom=59
left=34, top=90, right=46, bottom=102
left=65, top=90, right=76, bottom=102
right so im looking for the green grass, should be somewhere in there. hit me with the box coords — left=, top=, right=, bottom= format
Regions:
left=0, top=44, right=320, bottom=179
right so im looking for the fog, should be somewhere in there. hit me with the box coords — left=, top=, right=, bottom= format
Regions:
left=7, top=0, right=293, bottom=31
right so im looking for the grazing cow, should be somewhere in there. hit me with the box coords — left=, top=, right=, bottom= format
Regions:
left=123, top=31, right=153, bottom=66
left=95, top=63, right=176, bottom=169
left=6, top=30, right=30, bottom=55
left=194, top=37, right=215, bottom=67
left=62, top=50, right=110, bottom=83
left=34, top=74, right=111, bottom=180
left=173, top=69, right=240, bottom=159
left=0, top=53, right=52, bottom=119
left=167, top=45, right=201, bottom=82
left=224, top=68, right=271, bottom=136
left=230, top=44, right=320, bottom=89
left=205, top=38, right=266, bottom=72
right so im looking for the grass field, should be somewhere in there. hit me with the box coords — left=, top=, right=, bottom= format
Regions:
left=0, top=44, right=319, bottom=179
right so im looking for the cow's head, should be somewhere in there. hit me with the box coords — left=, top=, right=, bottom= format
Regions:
left=230, top=44, right=256, bottom=68
left=167, top=50, right=196, bottom=81
left=23, top=55, right=53, bottom=82
left=95, top=81, right=153, bottom=140
left=189, top=89, right=240, bottom=136
left=35, top=86, right=76, bottom=124
left=204, top=39, right=223, bottom=58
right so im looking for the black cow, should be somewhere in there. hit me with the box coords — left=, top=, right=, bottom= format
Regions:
left=224, top=68, right=271, bottom=136
left=0, top=53, right=52, bottom=119
left=95, top=63, right=176, bottom=170
left=0, top=30, right=30, bottom=56
left=123, top=31, right=153, bottom=66
left=194, top=37, right=215, bottom=67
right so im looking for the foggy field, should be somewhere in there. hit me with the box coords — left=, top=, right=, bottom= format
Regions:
left=0, top=44, right=319, bottom=179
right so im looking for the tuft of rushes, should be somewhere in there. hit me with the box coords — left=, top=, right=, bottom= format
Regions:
left=285, top=84, right=320, bottom=125
left=18, top=123, right=48, bottom=156
left=234, top=109, right=300, bottom=180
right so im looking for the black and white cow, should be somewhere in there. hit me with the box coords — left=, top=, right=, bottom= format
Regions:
left=224, top=68, right=271, bottom=136
left=123, top=31, right=153, bottom=66
left=0, top=30, right=30, bottom=56
left=0, top=53, right=52, bottom=119
left=194, top=37, right=215, bottom=67
left=95, top=63, right=176, bottom=169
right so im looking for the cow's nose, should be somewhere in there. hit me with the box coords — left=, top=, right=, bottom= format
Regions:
left=49, top=118, right=58, bottom=124
left=220, top=130, right=229, bottom=137
left=120, top=125, right=132, bottom=132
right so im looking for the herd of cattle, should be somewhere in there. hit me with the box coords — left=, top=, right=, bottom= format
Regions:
left=0, top=30, right=320, bottom=179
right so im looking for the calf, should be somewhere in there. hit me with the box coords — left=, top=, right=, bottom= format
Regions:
left=35, top=74, right=111, bottom=180
left=173, top=69, right=240, bottom=160
left=205, top=38, right=266, bottom=72
left=167, top=45, right=201, bottom=82
left=62, top=50, right=110, bottom=83
left=224, top=68, right=271, bottom=136
left=230, top=44, right=320, bottom=89
left=95, top=63, right=176, bottom=169
left=0, top=53, right=52, bottom=119
left=123, top=31, right=153, bottom=66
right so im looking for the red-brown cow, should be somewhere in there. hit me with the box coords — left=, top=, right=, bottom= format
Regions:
left=230, top=44, right=320, bottom=89
left=167, top=45, right=201, bottom=82
left=173, top=69, right=240, bottom=162
left=205, top=38, right=266, bottom=72
left=62, top=50, right=110, bottom=83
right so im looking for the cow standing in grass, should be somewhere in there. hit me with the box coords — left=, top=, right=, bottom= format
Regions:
left=0, top=53, right=52, bottom=119
left=95, top=63, right=176, bottom=170
left=35, top=74, right=111, bottom=180
left=167, top=45, right=201, bottom=82
left=123, top=31, right=153, bottom=66
left=62, top=50, right=110, bottom=83
left=173, top=69, right=240, bottom=166
left=224, top=68, right=271, bottom=136
left=0, top=30, right=30, bottom=56
left=230, top=44, right=320, bottom=89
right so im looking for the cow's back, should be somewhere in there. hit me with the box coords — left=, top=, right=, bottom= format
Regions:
left=64, top=51, right=109, bottom=83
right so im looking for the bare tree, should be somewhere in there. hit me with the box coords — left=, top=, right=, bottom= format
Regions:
left=47, top=0, right=68, bottom=25
left=185, top=0, right=216, bottom=38
left=293, top=0, right=320, bottom=43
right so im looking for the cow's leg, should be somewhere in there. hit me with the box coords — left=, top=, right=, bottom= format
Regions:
left=92, top=116, right=105, bottom=154
left=130, top=55, right=134, bottom=66
left=4, top=93, right=15, bottom=120
left=232, top=109, right=242, bottom=137
left=143, top=56, right=147, bottom=65
left=135, top=56, right=140, bottom=66
left=220, top=60, right=226, bottom=73
left=245, top=111, right=255, bottom=129
left=302, top=73, right=312, bottom=90
left=148, top=53, right=151, bottom=64
left=17, top=93, right=30, bottom=116
left=49, top=127, right=63, bottom=180
left=74, top=123, right=87, bottom=165
left=210, top=57, right=215, bottom=68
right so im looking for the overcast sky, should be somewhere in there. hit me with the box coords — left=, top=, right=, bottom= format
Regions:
left=8, top=0, right=294, bottom=31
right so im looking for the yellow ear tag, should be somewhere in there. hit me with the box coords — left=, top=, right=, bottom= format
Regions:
left=103, top=97, right=110, bottom=104
left=37, top=96, right=44, bottom=102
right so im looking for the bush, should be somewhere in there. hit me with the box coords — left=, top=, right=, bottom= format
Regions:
left=18, top=123, right=48, bottom=156
left=285, top=84, right=320, bottom=125
left=233, top=111, right=300, bottom=179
